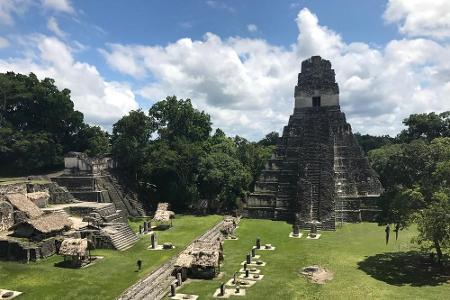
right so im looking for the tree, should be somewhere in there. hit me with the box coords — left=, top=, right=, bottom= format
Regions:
left=111, top=110, right=153, bottom=180
left=0, top=128, right=63, bottom=173
left=75, top=125, right=110, bottom=157
left=235, top=135, right=273, bottom=189
left=397, top=111, right=450, bottom=142
left=354, top=133, right=394, bottom=153
left=149, top=96, right=211, bottom=143
left=0, top=72, right=91, bottom=174
left=371, top=134, right=450, bottom=258
left=415, top=192, right=450, bottom=264
left=0, top=72, right=84, bottom=151
left=198, top=151, right=251, bottom=211
left=257, top=131, right=279, bottom=147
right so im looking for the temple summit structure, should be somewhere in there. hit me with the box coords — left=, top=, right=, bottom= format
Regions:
left=245, top=56, right=383, bottom=230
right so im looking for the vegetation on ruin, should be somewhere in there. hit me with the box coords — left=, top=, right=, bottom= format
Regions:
left=0, top=215, right=221, bottom=300
left=178, top=219, right=450, bottom=300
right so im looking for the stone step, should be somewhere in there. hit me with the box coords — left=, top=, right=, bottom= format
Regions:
left=108, top=224, right=139, bottom=251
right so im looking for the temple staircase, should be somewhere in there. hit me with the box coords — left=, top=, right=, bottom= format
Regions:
left=105, top=223, right=139, bottom=251
left=100, top=173, right=145, bottom=217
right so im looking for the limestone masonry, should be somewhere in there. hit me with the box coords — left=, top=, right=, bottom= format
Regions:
left=246, top=56, right=383, bottom=230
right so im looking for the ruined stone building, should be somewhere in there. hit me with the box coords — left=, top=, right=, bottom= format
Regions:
left=0, top=178, right=139, bottom=262
left=52, top=152, right=145, bottom=217
left=246, top=56, right=383, bottom=230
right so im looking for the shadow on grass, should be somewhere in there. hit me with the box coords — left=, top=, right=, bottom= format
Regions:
left=358, top=251, right=450, bottom=286
left=53, top=260, right=79, bottom=269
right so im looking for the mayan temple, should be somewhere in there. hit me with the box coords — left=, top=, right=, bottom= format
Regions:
left=246, top=56, right=383, bottom=230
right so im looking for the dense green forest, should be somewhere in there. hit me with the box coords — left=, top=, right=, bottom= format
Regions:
left=0, top=72, right=109, bottom=173
left=110, top=96, right=276, bottom=212
left=1, top=72, right=449, bottom=261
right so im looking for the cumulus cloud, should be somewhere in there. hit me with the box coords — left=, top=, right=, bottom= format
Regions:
left=47, top=17, right=66, bottom=38
left=0, top=37, right=10, bottom=49
left=384, top=0, right=450, bottom=39
left=0, top=35, right=138, bottom=128
left=101, top=33, right=297, bottom=138
left=42, top=0, right=75, bottom=14
left=0, top=0, right=31, bottom=25
left=94, top=7, right=450, bottom=140
left=247, top=24, right=258, bottom=33
left=205, top=1, right=235, bottom=13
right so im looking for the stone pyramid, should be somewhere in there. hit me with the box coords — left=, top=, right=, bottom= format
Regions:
left=245, top=56, right=383, bottom=230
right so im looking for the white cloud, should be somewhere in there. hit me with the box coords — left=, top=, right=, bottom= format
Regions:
left=205, top=1, right=235, bottom=13
left=384, top=0, right=450, bottom=39
left=47, top=17, right=66, bottom=38
left=99, top=8, right=450, bottom=140
left=0, top=0, right=30, bottom=25
left=296, top=8, right=343, bottom=58
left=0, top=35, right=138, bottom=128
left=0, top=37, right=10, bottom=49
left=179, top=21, right=193, bottom=29
left=247, top=24, right=258, bottom=33
left=42, top=0, right=75, bottom=14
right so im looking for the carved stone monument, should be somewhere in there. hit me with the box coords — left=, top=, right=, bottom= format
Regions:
left=220, top=283, right=225, bottom=296
left=151, top=233, right=157, bottom=249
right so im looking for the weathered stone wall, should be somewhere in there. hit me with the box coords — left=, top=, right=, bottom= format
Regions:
left=0, top=237, right=56, bottom=262
left=0, top=183, right=27, bottom=195
left=27, top=192, right=50, bottom=208
left=0, top=201, right=14, bottom=231
left=27, top=182, right=74, bottom=204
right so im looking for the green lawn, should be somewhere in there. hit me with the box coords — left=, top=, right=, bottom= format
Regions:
left=0, top=215, right=221, bottom=300
left=178, top=220, right=450, bottom=300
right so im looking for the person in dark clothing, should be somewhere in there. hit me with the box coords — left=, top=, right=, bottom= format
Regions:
left=394, top=223, right=400, bottom=240
left=137, top=260, right=142, bottom=271
left=385, top=224, right=390, bottom=245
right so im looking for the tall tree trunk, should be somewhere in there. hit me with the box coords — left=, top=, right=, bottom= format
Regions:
left=433, top=238, right=443, bottom=265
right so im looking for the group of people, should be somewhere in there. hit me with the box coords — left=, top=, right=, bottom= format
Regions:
left=385, top=223, right=400, bottom=244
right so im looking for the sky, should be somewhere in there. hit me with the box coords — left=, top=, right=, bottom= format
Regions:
left=1, top=0, right=450, bottom=140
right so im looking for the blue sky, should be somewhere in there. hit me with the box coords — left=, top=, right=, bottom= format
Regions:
left=1, top=0, right=450, bottom=140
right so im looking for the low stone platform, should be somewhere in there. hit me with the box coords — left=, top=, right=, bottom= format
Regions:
left=238, top=274, right=264, bottom=281
left=225, top=278, right=256, bottom=288
left=240, top=261, right=266, bottom=267
left=0, top=289, right=22, bottom=299
left=256, top=245, right=275, bottom=251
left=147, top=245, right=175, bottom=251
left=170, top=293, right=198, bottom=300
left=306, top=234, right=321, bottom=240
left=213, top=288, right=246, bottom=298
left=238, top=268, right=260, bottom=274
left=289, top=232, right=303, bottom=238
